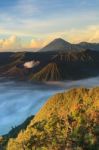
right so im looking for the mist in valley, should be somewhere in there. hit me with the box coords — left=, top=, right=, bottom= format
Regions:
left=0, top=76, right=99, bottom=135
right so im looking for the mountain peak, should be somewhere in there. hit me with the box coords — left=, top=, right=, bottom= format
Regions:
left=53, top=38, right=70, bottom=43
left=54, top=38, right=64, bottom=41
left=40, top=38, right=84, bottom=52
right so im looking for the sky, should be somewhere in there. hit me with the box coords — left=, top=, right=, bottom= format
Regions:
left=0, top=0, right=99, bottom=51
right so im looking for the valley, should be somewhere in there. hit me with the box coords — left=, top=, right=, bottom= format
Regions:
left=0, top=38, right=99, bottom=150
left=0, top=39, right=99, bottom=82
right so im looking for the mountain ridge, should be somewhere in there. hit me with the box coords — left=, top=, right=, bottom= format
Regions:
left=0, top=38, right=99, bottom=81
left=0, top=49, right=99, bottom=81
left=40, top=38, right=85, bottom=52
left=77, top=42, right=99, bottom=51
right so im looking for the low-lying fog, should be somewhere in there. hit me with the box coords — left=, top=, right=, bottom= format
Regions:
left=0, top=76, right=99, bottom=135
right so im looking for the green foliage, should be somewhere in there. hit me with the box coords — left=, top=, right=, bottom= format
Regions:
left=1, top=88, right=99, bottom=150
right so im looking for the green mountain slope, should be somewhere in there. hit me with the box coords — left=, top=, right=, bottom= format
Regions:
left=1, top=87, right=98, bottom=150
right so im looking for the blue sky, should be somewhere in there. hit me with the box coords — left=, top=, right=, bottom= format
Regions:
left=0, top=0, right=99, bottom=50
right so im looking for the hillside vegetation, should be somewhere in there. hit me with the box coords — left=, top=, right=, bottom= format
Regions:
left=0, top=87, right=99, bottom=150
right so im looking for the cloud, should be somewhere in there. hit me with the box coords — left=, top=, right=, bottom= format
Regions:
left=64, top=25, right=99, bottom=43
left=24, top=60, right=40, bottom=69
left=87, top=25, right=99, bottom=42
left=28, top=39, right=44, bottom=49
left=0, top=25, right=99, bottom=51
left=13, top=0, right=40, bottom=17
left=0, top=4, right=99, bottom=42
left=42, top=25, right=99, bottom=44
left=33, top=25, right=99, bottom=45
left=0, top=35, right=22, bottom=50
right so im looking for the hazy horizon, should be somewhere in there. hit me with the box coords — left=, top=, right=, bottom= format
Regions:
left=0, top=0, right=99, bottom=51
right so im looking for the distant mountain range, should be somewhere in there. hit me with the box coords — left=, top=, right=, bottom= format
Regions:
left=40, top=38, right=85, bottom=52
left=40, top=38, right=99, bottom=52
left=77, top=42, right=99, bottom=51
left=0, top=38, right=99, bottom=81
